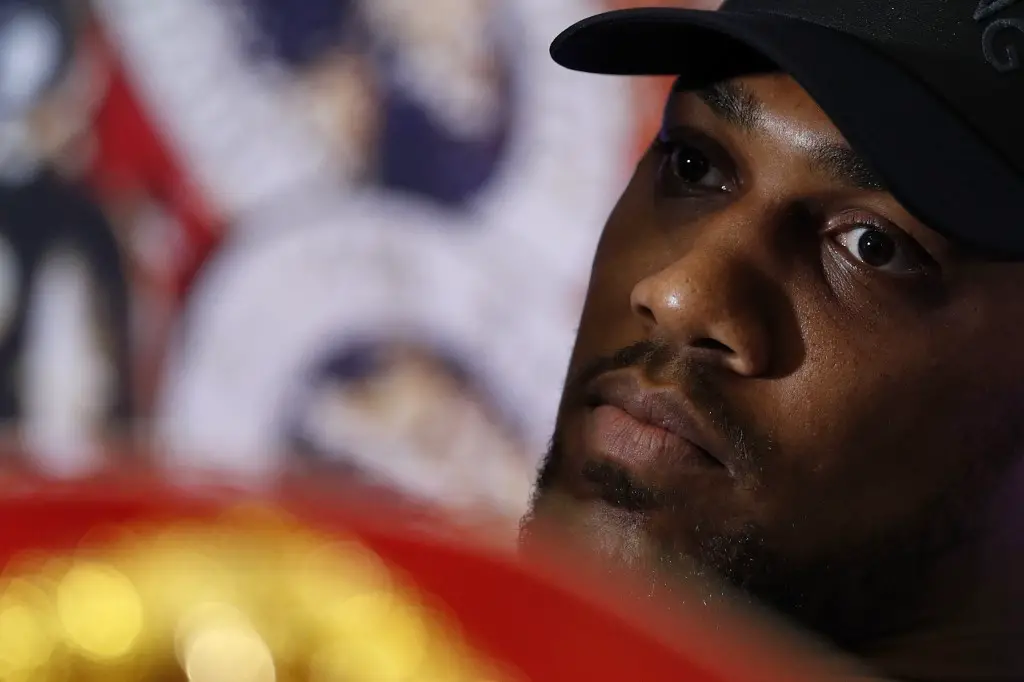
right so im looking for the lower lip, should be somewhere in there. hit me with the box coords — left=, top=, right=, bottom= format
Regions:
left=583, top=404, right=720, bottom=475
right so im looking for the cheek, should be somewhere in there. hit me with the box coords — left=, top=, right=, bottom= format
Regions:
left=574, top=256, right=636, bottom=349
left=759, top=333, right=1010, bottom=555
left=567, top=206, right=663, bottom=375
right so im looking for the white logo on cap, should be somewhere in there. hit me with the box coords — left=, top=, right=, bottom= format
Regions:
left=974, top=0, right=1024, bottom=72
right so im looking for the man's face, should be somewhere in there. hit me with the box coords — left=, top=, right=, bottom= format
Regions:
left=299, top=53, right=381, bottom=178
left=294, top=345, right=534, bottom=516
left=523, top=73, right=1024, bottom=643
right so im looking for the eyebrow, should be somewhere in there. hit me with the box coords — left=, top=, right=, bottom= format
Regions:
left=693, top=80, right=765, bottom=131
left=807, top=143, right=888, bottom=192
left=681, top=79, right=888, bottom=192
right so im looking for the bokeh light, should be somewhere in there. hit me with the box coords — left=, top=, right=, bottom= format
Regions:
left=56, top=562, right=143, bottom=660
left=0, top=510, right=512, bottom=682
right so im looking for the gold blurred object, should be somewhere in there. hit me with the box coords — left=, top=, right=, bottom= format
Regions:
left=0, top=510, right=509, bottom=682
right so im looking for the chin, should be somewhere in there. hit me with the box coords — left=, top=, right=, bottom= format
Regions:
left=523, top=485, right=658, bottom=569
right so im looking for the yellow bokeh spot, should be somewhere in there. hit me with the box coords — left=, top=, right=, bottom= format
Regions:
left=289, top=542, right=394, bottom=638
left=175, top=602, right=252, bottom=658
left=122, top=540, right=239, bottom=634
left=0, top=582, right=54, bottom=673
left=56, top=562, right=143, bottom=660
left=182, top=620, right=275, bottom=682
left=0, top=522, right=502, bottom=682
left=316, top=591, right=428, bottom=681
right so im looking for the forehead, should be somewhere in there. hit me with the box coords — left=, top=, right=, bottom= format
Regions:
left=666, top=73, right=847, bottom=145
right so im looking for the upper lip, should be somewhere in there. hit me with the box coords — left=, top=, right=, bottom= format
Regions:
left=588, top=370, right=731, bottom=472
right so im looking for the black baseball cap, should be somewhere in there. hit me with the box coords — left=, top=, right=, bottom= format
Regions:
left=551, top=0, right=1024, bottom=258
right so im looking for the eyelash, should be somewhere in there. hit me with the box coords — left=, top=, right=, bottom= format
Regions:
left=652, top=130, right=736, bottom=196
left=825, top=213, right=938, bottom=275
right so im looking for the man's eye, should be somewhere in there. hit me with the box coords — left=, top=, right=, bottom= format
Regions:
left=657, top=139, right=731, bottom=193
left=831, top=225, right=931, bottom=274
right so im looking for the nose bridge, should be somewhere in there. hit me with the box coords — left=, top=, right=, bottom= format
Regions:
left=629, top=204, right=777, bottom=376
left=642, top=200, right=773, bottom=304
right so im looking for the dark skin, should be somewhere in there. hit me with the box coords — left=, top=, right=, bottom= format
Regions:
left=522, top=73, right=1024, bottom=678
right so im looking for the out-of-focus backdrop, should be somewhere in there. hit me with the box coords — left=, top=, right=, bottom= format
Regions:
left=0, top=0, right=717, bottom=527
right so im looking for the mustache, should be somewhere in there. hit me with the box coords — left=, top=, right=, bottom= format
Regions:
left=565, top=340, right=770, bottom=474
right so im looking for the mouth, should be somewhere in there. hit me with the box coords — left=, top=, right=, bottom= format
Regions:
left=580, top=371, right=731, bottom=488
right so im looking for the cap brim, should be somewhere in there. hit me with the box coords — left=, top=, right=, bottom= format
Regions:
left=552, top=8, right=1024, bottom=258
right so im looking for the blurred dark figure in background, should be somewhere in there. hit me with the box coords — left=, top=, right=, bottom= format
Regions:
left=0, top=0, right=131, bottom=467
left=241, top=0, right=515, bottom=209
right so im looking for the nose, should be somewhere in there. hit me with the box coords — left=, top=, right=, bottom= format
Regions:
left=629, top=237, right=774, bottom=377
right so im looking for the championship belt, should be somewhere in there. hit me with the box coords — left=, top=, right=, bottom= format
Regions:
left=0, top=478, right=863, bottom=682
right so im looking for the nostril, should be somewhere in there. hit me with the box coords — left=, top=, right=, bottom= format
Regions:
left=634, top=303, right=657, bottom=325
left=693, top=337, right=732, bottom=353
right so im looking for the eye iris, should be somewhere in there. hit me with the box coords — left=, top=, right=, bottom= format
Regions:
left=671, top=146, right=710, bottom=183
left=858, top=229, right=896, bottom=267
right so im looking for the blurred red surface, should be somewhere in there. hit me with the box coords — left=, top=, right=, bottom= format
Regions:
left=0, top=474, right=868, bottom=682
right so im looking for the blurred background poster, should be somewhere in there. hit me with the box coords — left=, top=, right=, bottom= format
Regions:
left=0, top=0, right=707, bottom=528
